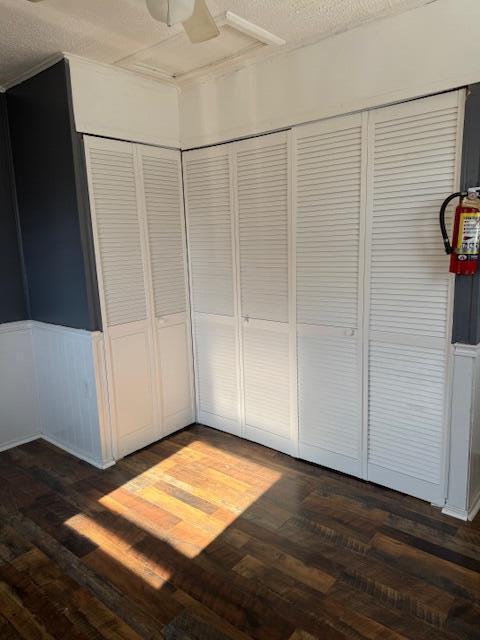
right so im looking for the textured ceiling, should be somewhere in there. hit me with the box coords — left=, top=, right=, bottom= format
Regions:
left=0, top=0, right=436, bottom=86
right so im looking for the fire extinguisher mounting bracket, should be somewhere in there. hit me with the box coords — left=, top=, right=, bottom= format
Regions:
left=467, top=187, right=480, bottom=198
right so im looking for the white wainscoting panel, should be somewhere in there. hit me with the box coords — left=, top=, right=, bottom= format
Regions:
left=32, top=322, right=113, bottom=468
left=470, top=346, right=480, bottom=520
left=0, top=321, right=38, bottom=451
left=444, top=343, right=480, bottom=521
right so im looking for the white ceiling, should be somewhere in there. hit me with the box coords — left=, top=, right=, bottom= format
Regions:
left=0, top=0, right=436, bottom=87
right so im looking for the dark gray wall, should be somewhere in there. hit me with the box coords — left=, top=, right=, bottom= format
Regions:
left=0, top=93, right=27, bottom=323
left=452, top=84, right=480, bottom=344
left=7, top=60, right=101, bottom=331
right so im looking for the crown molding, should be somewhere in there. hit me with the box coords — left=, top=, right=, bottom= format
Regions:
left=64, top=52, right=179, bottom=91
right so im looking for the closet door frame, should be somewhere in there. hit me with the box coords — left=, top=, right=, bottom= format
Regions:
left=362, top=90, right=465, bottom=504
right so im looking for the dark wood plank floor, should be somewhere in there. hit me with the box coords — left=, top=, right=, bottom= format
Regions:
left=0, top=425, right=479, bottom=639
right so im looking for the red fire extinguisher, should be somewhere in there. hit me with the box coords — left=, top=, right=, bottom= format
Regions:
left=440, top=188, right=480, bottom=275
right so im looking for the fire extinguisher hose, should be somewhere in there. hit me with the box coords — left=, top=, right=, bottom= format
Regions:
left=439, top=191, right=466, bottom=255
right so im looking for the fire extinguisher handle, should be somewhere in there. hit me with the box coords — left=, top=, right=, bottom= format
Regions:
left=439, top=191, right=466, bottom=255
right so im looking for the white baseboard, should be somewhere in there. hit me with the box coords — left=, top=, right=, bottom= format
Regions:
left=0, top=433, right=115, bottom=470
left=41, top=435, right=115, bottom=470
left=0, top=434, right=40, bottom=454
left=441, top=504, right=469, bottom=521
left=469, top=490, right=480, bottom=521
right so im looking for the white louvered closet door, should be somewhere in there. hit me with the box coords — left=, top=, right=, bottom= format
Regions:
left=137, top=144, right=194, bottom=435
left=295, top=113, right=365, bottom=477
left=183, top=146, right=241, bottom=435
left=234, top=131, right=295, bottom=455
left=84, top=136, right=158, bottom=458
left=366, top=91, right=463, bottom=503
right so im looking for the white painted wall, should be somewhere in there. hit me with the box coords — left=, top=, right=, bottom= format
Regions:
left=179, top=0, right=480, bottom=148
left=68, top=55, right=180, bottom=148
left=0, top=321, right=38, bottom=451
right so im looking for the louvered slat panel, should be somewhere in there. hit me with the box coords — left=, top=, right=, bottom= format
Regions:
left=184, top=152, right=234, bottom=317
left=194, top=316, right=239, bottom=429
left=368, top=341, right=446, bottom=485
left=296, top=121, right=362, bottom=327
left=369, top=98, right=458, bottom=339
left=298, top=333, right=361, bottom=473
left=237, top=134, right=288, bottom=322
left=88, top=146, right=147, bottom=327
left=243, top=324, right=290, bottom=440
left=140, top=150, right=186, bottom=318
left=367, top=92, right=461, bottom=502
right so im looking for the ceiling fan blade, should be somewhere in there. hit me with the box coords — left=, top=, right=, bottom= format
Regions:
left=145, top=0, right=169, bottom=23
left=146, top=0, right=195, bottom=26
left=182, top=0, right=219, bottom=43
left=168, top=0, right=195, bottom=25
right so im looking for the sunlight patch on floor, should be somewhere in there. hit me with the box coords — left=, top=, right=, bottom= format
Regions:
left=65, top=438, right=282, bottom=571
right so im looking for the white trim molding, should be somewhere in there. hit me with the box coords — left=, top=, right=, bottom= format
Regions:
left=443, top=342, right=480, bottom=520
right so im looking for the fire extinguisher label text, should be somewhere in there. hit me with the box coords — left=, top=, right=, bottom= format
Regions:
left=457, top=212, right=480, bottom=254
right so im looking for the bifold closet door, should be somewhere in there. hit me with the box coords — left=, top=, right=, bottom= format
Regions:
left=137, top=144, right=194, bottom=434
left=234, top=131, right=295, bottom=455
left=183, top=146, right=241, bottom=435
left=366, top=91, right=463, bottom=503
left=84, top=137, right=158, bottom=457
left=294, top=114, right=364, bottom=476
